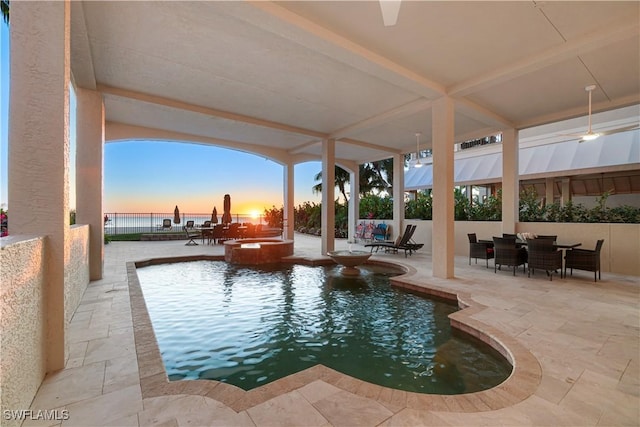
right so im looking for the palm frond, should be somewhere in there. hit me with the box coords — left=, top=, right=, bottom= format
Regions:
left=1, top=0, right=9, bottom=25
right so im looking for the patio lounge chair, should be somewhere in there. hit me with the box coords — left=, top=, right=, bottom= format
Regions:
left=364, top=225, right=418, bottom=257
left=468, top=233, right=494, bottom=268
left=526, top=238, right=562, bottom=280
left=493, top=236, right=527, bottom=275
left=564, top=239, right=604, bottom=282
left=157, top=218, right=172, bottom=231
left=184, top=226, right=202, bottom=246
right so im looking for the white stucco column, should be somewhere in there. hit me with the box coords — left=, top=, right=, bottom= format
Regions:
left=321, top=139, right=336, bottom=254
left=561, top=177, right=572, bottom=206
left=9, top=0, right=71, bottom=372
left=392, top=153, right=405, bottom=240
left=283, top=161, right=295, bottom=240
left=432, top=97, right=455, bottom=279
left=75, top=88, right=105, bottom=280
left=501, top=128, right=519, bottom=233
left=545, top=177, right=555, bottom=206
left=348, top=166, right=360, bottom=243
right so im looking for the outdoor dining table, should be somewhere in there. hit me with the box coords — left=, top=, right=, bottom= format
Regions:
left=478, top=239, right=581, bottom=250
left=479, top=239, right=582, bottom=274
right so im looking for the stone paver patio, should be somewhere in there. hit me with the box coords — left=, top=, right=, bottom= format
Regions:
left=25, top=234, right=639, bottom=426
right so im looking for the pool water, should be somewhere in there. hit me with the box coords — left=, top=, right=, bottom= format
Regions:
left=136, top=261, right=511, bottom=394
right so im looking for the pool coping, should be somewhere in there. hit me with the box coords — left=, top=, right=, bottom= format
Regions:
left=127, top=255, right=542, bottom=413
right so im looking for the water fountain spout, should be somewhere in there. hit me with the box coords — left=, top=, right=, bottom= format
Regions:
left=327, top=250, right=372, bottom=276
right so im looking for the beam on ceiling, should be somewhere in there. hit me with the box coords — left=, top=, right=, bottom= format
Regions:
left=105, top=122, right=293, bottom=166
left=97, top=84, right=328, bottom=139
left=329, top=98, right=432, bottom=139
left=246, top=1, right=446, bottom=99
left=70, top=1, right=97, bottom=90
left=454, top=97, right=515, bottom=130
left=516, top=93, right=640, bottom=130
left=449, top=20, right=640, bottom=97
left=339, top=137, right=402, bottom=155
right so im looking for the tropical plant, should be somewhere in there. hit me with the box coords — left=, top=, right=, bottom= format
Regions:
left=405, top=190, right=433, bottom=220
left=359, top=194, right=393, bottom=219
left=1, top=0, right=9, bottom=25
left=263, top=205, right=284, bottom=228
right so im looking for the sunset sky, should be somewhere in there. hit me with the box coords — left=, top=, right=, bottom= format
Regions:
left=1, top=22, right=322, bottom=216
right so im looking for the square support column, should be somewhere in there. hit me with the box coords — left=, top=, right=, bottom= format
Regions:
left=501, top=128, right=519, bottom=234
left=545, top=178, right=555, bottom=206
left=283, top=162, right=295, bottom=240
left=75, top=88, right=105, bottom=280
left=348, top=166, right=360, bottom=242
left=432, top=97, right=455, bottom=279
left=321, top=139, right=336, bottom=254
left=9, top=0, right=71, bottom=372
left=561, top=177, right=572, bottom=206
left=392, top=153, right=405, bottom=240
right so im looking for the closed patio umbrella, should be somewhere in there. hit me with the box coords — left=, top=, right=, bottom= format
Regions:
left=173, top=205, right=181, bottom=224
left=211, top=207, right=218, bottom=224
left=222, top=194, right=232, bottom=224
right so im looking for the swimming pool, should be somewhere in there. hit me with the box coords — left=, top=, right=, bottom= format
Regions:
left=136, top=260, right=511, bottom=394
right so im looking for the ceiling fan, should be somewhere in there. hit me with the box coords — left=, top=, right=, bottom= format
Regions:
left=379, top=0, right=402, bottom=26
left=564, top=85, right=639, bottom=143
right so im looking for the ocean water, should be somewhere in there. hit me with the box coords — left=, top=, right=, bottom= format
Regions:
left=104, top=213, right=261, bottom=234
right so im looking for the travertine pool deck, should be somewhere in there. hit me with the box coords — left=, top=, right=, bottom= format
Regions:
left=26, top=234, right=639, bottom=426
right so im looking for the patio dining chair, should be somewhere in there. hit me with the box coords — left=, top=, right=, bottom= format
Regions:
left=526, top=238, right=562, bottom=280
left=184, top=226, right=202, bottom=246
left=468, top=233, right=494, bottom=268
left=564, top=239, right=604, bottom=282
left=493, top=236, right=527, bottom=275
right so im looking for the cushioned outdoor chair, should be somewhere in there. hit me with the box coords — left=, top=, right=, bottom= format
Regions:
left=157, top=218, right=172, bottom=231
left=364, top=225, right=419, bottom=257
left=184, top=226, right=202, bottom=246
left=493, top=236, right=527, bottom=275
left=564, top=239, right=604, bottom=282
left=468, top=233, right=494, bottom=268
left=210, top=224, right=225, bottom=244
left=526, top=238, right=562, bottom=281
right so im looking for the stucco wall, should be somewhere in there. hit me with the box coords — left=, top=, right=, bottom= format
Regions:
left=0, top=237, right=46, bottom=427
left=402, top=220, right=639, bottom=276
left=66, top=225, right=90, bottom=327
left=0, top=227, right=90, bottom=427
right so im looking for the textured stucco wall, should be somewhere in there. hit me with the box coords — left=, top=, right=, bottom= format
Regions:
left=0, top=227, right=90, bottom=427
left=65, top=225, right=90, bottom=327
left=0, top=237, right=46, bottom=427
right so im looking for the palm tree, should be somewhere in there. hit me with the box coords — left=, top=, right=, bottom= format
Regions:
left=313, top=166, right=351, bottom=202
left=2, top=0, right=9, bottom=25
left=313, top=158, right=398, bottom=201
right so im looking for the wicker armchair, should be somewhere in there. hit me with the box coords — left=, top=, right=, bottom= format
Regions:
left=468, top=233, right=494, bottom=268
left=493, top=236, right=527, bottom=275
left=526, top=238, right=562, bottom=281
left=564, top=239, right=604, bottom=282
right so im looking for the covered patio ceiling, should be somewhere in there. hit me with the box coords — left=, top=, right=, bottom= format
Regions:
left=70, top=1, right=640, bottom=164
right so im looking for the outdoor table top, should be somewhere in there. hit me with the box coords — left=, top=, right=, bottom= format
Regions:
left=479, top=239, right=581, bottom=249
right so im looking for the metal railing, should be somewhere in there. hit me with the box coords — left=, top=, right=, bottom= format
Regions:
left=104, top=212, right=258, bottom=235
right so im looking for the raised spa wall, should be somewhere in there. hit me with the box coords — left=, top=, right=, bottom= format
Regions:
left=223, top=238, right=294, bottom=264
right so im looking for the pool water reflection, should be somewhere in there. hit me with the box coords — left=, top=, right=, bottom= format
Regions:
left=136, top=261, right=511, bottom=394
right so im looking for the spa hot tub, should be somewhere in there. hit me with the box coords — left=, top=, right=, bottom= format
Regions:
left=223, top=238, right=294, bottom=264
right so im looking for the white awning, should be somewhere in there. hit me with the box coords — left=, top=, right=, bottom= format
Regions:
left=405, top=129, right=639, bottom=191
